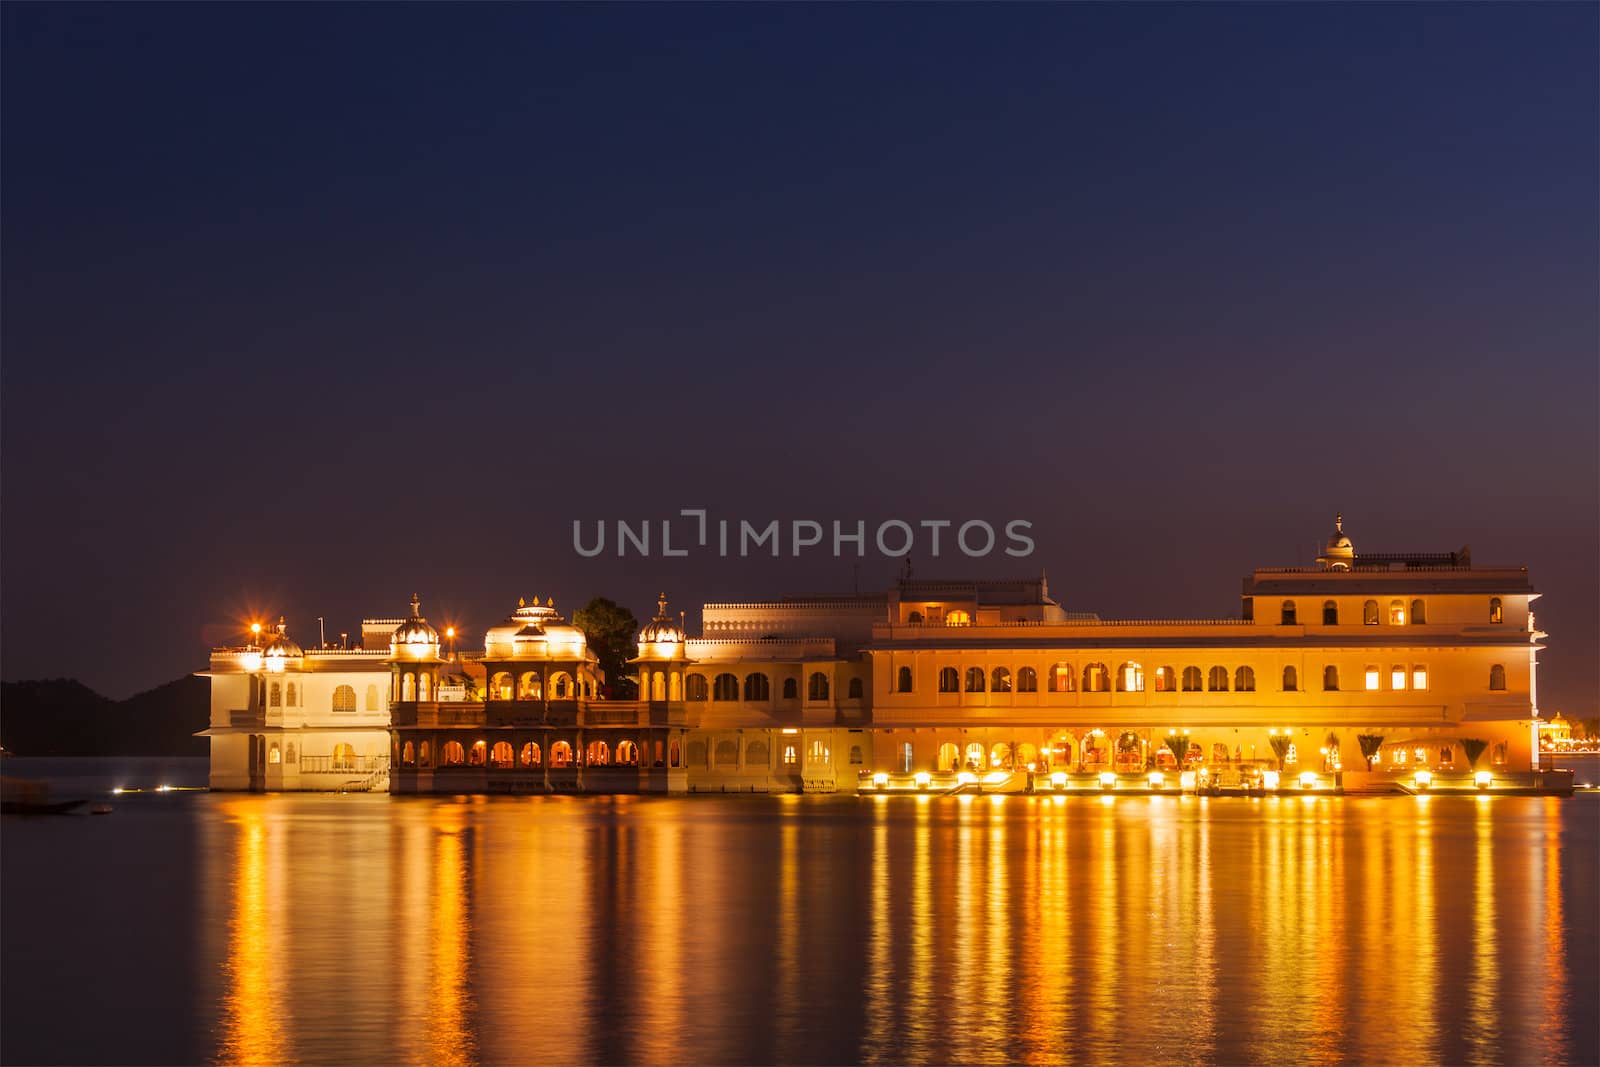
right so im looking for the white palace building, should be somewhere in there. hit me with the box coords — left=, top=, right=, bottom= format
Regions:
left=200, top=517, right=1568, bottom=796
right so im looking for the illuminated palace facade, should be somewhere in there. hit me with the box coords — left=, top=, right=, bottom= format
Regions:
left=202, top=517, right=1551, bottom=793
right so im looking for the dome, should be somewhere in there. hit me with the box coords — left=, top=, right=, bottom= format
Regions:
left=483, top=596, right=586, bottom=658
left=261, top=617, right=303, bottom=659
left=1317, top=513, right=1356, bottom=570
left=639, top=593, right=685, bottom=644
left=392, top=594, right=440, bottom=647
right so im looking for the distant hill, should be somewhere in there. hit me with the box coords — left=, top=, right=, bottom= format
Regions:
left=0, top=675, right=209, bottom=757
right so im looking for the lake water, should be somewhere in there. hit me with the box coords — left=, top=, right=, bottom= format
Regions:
left=2, top=760, right=1596, bottom=1066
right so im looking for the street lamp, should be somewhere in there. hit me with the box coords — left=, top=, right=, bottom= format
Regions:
left=249, top=622, right=262, bottom=647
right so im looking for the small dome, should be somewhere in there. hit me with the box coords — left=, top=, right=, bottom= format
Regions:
left=261, top=617, right=303, bottom=658
left=639, top=593, right=685, bottom=644
left=392, top=594, right=439, bottom=647
left=1317, top=513, right=1356, bottom=570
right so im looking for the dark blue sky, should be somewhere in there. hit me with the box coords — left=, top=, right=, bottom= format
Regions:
left=3, top=4, right=1595, bottom=717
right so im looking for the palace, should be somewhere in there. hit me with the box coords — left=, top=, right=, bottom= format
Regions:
left=200, top=516, right=1562, bottom=795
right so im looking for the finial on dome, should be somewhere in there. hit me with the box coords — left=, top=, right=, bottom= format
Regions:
left=658, top=592, right=668, bottom=617
left=518, top=596, right=526, bottom=608
left=1335, top=512, right=1343, bottom=534
left=277, top=615, right=287, bottom=634
left=546, top=597, right=553, bottom=607
left=410, top=593, right=421, bottom=617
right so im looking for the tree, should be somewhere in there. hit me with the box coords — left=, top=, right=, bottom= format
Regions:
left=1164, top=735, right=1192, bottom=767
left=574, top=598, right=640, bottom=699
left=1357, top=733, right=1384, bottom=770
left=1461, top=738, right=1488, bottom=769
left=1268, top=735, right=1292, bottom=772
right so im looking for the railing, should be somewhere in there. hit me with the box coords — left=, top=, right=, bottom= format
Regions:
left=872, top=617, right=1254, bottom=629
left=299, top=755, right=389, bottom=774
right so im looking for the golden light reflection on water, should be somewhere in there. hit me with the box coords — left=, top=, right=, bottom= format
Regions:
left=197, top=793, right=1595, bottom=1067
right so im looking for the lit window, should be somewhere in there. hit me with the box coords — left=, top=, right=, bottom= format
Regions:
left=1364, top=667, right=1380, bottom=691
left=1391, top=666, right=1407, bottom=690
left=783, top=745, right=797, bottom=765
left=1117, top=662, right=1144, bottom=692
left=945, top=609, right=970, bottom=627
left=1412, top=666, right=1428, bottom=691
left=1392, top=748, right=1406, bottom=765
left=1389, top=600, right=1405, bottom=625
left=808, top=739, right=830, bottom=764
left=1489, top=597, right=1503, bottom=624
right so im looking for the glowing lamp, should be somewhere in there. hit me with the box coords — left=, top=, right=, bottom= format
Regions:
left=1475, top=770, right=1492, bottom=789
left=1180, top=771, right=1197, bottom=790
left=1299, top=771, right=1318, bottom=789
left=872, top=772, right=888, bottom=788
left=914, top=771, right=931, bottom=789
left=1415, top=769, right=1433, bottom=790
left=1263, top=770, right=1281, bottom=789
left=1099, top=771, right=1116, bottom=790
left=1050, top=771, right=1068, bottom=788
left=1148, top=771, right=1165, bottom=789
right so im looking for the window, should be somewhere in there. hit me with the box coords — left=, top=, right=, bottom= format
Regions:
left=1322, top=601, right=1338, bottom=625
left=1410, top=599, right=1426, bottom=625
left=1152, top=667, right=1177, bottom=693
left=1389, top=600, right=1406, bottom=625
left=897, top=666, right=913, bottom=693
left=669, top=740, right=680, bottom=767
left=1018, top=667, right=1037, bottom=692
left=783, top=744, right=797, bottom=765
left=899, top=742, right=913, bottom=772
left=1412, top=666, right=1428, bottom=691
left=418, top=741, right=431, bottom=767
left=1116, top=662, right=1144, bottom=692
left=1048, top=663, right=1075, bottom=693
left=938, top=742, right=961, bottom=769
left=1182, top=667, right=1203, bottom=692
left=441, top=741, right=466, bottom=766
left=1275, top=665, right=1295, bottom=692
left=520, top=742, right=541, bottom=767
left=1363, top=600, right=1379, bottom=626
left=1083, top=663, right=1109, bottom=692
left=1364, top=666, right=1380, bottom=691
left=286, top=684, right=297, bottom=707
left=517, top=672, right=541, bottom=700
left=991, top=667, right=1012, bottom=693
left=551, top=740, right=573, bottom=767
left=808, top=739, right=830, bottom=765
left=401, top=741, right=416, bottom=765
left=1281, top=600, right=1297, bottom=625
left=945, top=609, right=971, bottom=627
left=686, top=674, right=708, bottom=701
left=616, top=740, right=639, bottom=765
left=965, top=667, right=986, bottom=693
left=490, top=672, right=513, bottom=700
left=990, top=743, right=1011, bottom=769
left=1234, top=666, right=1255, bottom=692
left=907, top=611, right=924, bottom=624
left=782, top=677, right=798, bottom=700
left=1489, top=664, right=1506, bottom=691
left=468, top=740, right=486, bottom=766
left=1323, top=665, right=1339, bottom=691
left=744, top=673, right=770, bottom=702
left=268, top=744, right=281, bottom=765
left=1390, top=665, right=1407, bottom=690
left=747, top=740, right=769, bottom=766
left=1489, top=597, right=1504, bottom=624
left=270, top=683, right=282, bottom=708
left=490, top=741, right=515, bottom=767
left=365, top=684, right=379, bottom=711
left=848, top=678, right=864, bottom=699
left=714, top=740, right=738, bottom=766
left=808, top=672, right=829, bottom=701
left=332, top=742, right=356, bottom=770
left=938, top=667, right=960, bottom=693
left=849, top=745, right=863, bottom=765
left=713, top=673, right=738, bottom=701
left=1492, top=742, right=1507, bottom=765
left=1207, top=666, right=1228, bottom=692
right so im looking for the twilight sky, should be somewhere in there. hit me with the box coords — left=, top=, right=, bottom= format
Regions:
left=3, top=4, right=1596, bottom=717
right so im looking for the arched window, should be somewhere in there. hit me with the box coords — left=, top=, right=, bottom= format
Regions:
left=1363, top=600, right=1379, bottom=625
left=849, top=745, right=863, bottom=765
left=1182, top=667, right=1203, bottom=692
left=714, top=740, right=738, bottom=766
left=491, top=672, right=513, bottom=700
left=1018, top=743, right=1039, bottom=769
left=964, top=667, right=986, bottom=693
left=418, top=741, right=432, bottom=767
left=808, top=672, right=829, bottom=701
left=441, top=741, right=466, bottom=766
left=402, top=741, right=415, bottom=765
left=418, top=673, right=431, bottom=702
left=783, top=744, right=798, bottom=766
left=1364, top=666, right=1380, bottom=691
left=616, top=740, right=639, bottom=765
left=1281, top=600, right=1297, bottom=625
left=669, top=740, right=680, bottom=767
left=1323, top=665, right=1339, bottom=691
left=517, top=672, right=542, bottom=699
left=332, top=743, right=357, bottom=769
left=268, top=743, right=281, bottom=765
left=782, top=677, right=798, bottom=700
left=519, top=742, right=540, bottom=767
left=1048, top=663, right=1075, bottom=693
left=938, top=667, right=960, bottom=693
left=550, top=740, right=573, bottom=767
left=1282, top=665, right=1298, bottom=692
left=468, top=740, right=486, bottom=766
left=989, top=743, right=1011, bottom=770
left=650, top=672, right=666, bottom=701
left=938, top=742, right=961, bottom=770
left=1322, top=601, right=1338, bottom=625
left=1207, top=666, right=1228, bottom=692
left=848, top=678, right=864, bottom=699
left=686, top=674, right=708, bottom=701
left=945, top=609, right=971, bottom=627
left=286, top=742, right=296, bottom=764
left=1489, top=664, right=1506, bottom=691
left=1489, top=597, right=1504, bottom=624
left=1017, top=667, right=1037, bottom=693
left=1386, top=664, right=1406, bottom=690
left=713, top=673, right=738, bottom=701
left=1234, top=666, right=1255, bottom=692
left=897, top=666, right=913, bottom=693
left=549, top=672, right=571, bottom=699
left=1410, top=599, right=1426, bottom=625
left=365, top=684, right=379, bottom=711
left=1152, top=667, right=1176, bottom=692
left=1116, top=662, right=1144, bottom=692
left=808, top=739, right=830, bottom=765
left=746, top=739, right=768, bottom=766
left=1083, top=663, right=1109, bottom=692
left=490, top=741, right=515, bottom=767
left=964, top=742, right=985, bottom=769
left=332, top=685, right=356, bottom=713
left=991, top=667, right=1012, bottom=693
left=270, top=683, right=282, bottom=708
left=744, top=673, right=770, bottom=702
left=286, top=684, right=297, bottom=707
left=1389, top=600, right=1406, bottom=625
left=586, top=740, right=610, bottom=765
left=1412, top=665, right=1428, bottom=691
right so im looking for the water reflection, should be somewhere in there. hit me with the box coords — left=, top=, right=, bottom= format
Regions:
left=191, top=794, right=1596, bottom=1066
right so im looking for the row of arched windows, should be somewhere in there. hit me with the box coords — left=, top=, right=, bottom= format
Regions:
left=685, top=672, right=864, bottom=702
left=1286, top=599, right=1433, bottom=626
left=400, top=737, right=658, bottom=769
left=268, top=682, right=380, bottom=711
left=915, top=663, right=1260, bottom=694
left=486, top=671, right=587, bottom=700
